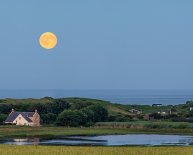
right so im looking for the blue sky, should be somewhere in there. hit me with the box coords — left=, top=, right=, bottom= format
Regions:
left=0, top=0, right=193, bottom=89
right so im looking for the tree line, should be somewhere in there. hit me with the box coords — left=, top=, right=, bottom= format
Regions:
left=0, top=98, right=108, bottom=126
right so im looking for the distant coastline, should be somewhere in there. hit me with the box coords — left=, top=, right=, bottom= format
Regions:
left=0, top=89, right=192, bottom=105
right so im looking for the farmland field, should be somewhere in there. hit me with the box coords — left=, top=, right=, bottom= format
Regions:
left=0, top=145, right=192, bottom=155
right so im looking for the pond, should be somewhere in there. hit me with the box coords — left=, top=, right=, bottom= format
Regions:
left=2, top=134, right=193, bottom=146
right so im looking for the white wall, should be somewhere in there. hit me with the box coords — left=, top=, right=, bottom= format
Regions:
left=13, top=114, right=31, bottom=126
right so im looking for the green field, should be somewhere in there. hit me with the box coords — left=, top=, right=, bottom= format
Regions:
left=1, top=125, right=193, bottom=139
left=0, top=126, right=135, bottom=138
left=95, top=121, right=193, bottom=129
left=0, top=145, right=192, bottom=155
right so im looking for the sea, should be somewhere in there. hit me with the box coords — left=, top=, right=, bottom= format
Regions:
left=0, top=89, right=193, bottom=105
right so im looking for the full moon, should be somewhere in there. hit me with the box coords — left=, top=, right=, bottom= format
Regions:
left=39, top=32, right=57, bottom=49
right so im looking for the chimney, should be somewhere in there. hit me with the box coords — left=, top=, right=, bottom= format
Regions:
left=35, top=109, right=37, bottom=113
left=11, top=109, right=14, bottom=112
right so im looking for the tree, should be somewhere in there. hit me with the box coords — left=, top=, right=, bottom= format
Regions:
left=41, top=113, right=57, bottom=124
left=0, top=114, right=7, bottom=124
left=0, top=104, right=12, bottom=114
left=56, top=110, right=86, bottom=127
left=47, top=99, right=71, bottom=114
left=82, top=105, right=108, bottom=122
left=70, top=101, right=93, bottom=110
left=149, top=113, right=163, bottom=119
left=29, top=103, right=47, bottom=114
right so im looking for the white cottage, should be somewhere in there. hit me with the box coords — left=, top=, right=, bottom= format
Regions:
left=5, top=109, right=40, bottom=126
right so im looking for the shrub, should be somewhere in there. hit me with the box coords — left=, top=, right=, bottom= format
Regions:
left=56, top=110, right=86, bottom=127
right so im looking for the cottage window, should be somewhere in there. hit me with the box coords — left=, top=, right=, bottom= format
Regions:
left=19, top=117, right=21, bottom=120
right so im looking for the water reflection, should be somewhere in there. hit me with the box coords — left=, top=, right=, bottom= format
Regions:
left=5, top=138, right=40, bottom=145
left=2, top=134, right=193, bottom=146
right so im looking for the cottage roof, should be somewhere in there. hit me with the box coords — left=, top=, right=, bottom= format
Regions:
left=5, top=112, right=35, bottom=123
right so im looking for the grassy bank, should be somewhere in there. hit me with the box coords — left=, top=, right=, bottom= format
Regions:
left=0, top=145, right=193, bottom=155
left=95, top=121, right=193, bottom=129
left=1, top=125, right=193, bottom=139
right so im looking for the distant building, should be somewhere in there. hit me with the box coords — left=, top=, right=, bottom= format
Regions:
left=190, top=107, right=193, bottom=111
left=5, top=109, right=40, bottom=126
left=157, top=110, right=171, bottom=116
left=129, top=109, right=142, bottom=115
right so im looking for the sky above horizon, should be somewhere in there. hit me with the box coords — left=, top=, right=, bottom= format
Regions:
left=0, top=0, right=193, bottom=89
